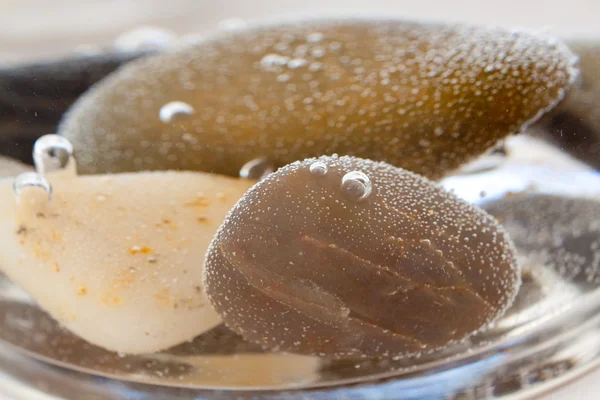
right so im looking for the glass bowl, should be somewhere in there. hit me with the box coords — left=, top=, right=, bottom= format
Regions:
left=0, top=136, right=598, bottom=399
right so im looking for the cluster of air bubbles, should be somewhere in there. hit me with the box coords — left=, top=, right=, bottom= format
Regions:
left=309, top=161, right=328, bottom=176
left=159, top=101, right=195, bottom=123
left=341, top=171, right=372, bottom=201
left=239, top=158, right=275, bottom=180
left=259, top=51, right=320, bottom=74
left=13, top=172, right=52, bottom=201
left=14, top=134, right=77, bottom=202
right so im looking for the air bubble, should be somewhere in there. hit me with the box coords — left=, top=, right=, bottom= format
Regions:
left=274, top=42, right=290, bottom=52
left=13, top=172, right=52, bottom=201
left=328, top=41, right=342, bottom=50
left=341, top=171, right=372, bottom=202
left=33, top=134, right=75, bottom=175
left=181, top=133, right=196, bottom=144
left=260, top=54, right=290, bottom=71
left=287, top=58, right=308, bottom=69
left=159, top=101, right=195, bottom=123
left=311, top=48, right=325, bottom=58
left=308, top=62, right=323, bottom=72
left=239, top=158, right=274, bottom=180
left=309, top=161, right=328, bottom=176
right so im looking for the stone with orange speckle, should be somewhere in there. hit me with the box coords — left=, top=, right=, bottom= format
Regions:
left=0, top=170, right=255, bottom=354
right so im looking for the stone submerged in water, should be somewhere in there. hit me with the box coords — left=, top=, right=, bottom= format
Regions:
left=60, top=18, right=578, bottom=179
left=204, top=155, right=521, bottom=358
left=0, top=170, right=254, bottom=354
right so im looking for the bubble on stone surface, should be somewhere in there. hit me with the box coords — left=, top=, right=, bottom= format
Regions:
left=309, top=161, right=328, bottom=176
left=13, top=172, right=52, bottom=201
left=276, top=73, right=291, bottom=82
left=260, top=54, right=290, bottom=71
left=341, top=171, right=372, bottom=202
left=287, top=58, right=308, bottom=69
left=60, top=18, right=578, bottom=178
left=204, top=155, right=521, bottom=358
left=308, top=61, right=323, bottom=72
left=239, top=158, right=274, bottom=180
left=33, top=134, right=75, bottom=176
left=159, top=101, right=195, bottom=123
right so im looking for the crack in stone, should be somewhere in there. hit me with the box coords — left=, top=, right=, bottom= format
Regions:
left=347, top=312, right=428, bottom=350
left=301, top=235, right=492, bottom=312
left=219, top=243, right=351, bottom=326
left=218, top=231, right=491, bottom=348
left=301, top=235, right=418, bottom=289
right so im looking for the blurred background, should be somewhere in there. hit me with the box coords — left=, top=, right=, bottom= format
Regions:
left=0, top=0, right=598, bottom=64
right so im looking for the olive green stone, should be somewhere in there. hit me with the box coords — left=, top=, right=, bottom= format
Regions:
left=60, top=18, right=577, bottom=179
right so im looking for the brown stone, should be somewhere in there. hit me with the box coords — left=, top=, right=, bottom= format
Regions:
left=204, top=155, right=520, bottom=358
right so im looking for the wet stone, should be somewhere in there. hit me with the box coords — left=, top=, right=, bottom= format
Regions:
left=204, top=155, right=521, bottom=358
left=60, top=18, right=577, bottom=178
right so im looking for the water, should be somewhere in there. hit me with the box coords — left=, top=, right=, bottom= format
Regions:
left=0, top=12, right=598, bottom=400
left=1, top=140, right=597, bottom=396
